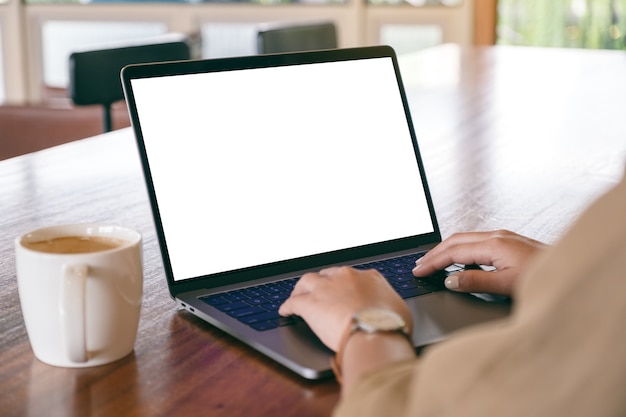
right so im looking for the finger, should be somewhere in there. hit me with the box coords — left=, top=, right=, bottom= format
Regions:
left=279, top=270, right=330, bottom=317
left=413, top=233, right=514, bottom=277
left=318, top=266, right=341, bottom=276
left=288, top=271, right=321, bottom=296
left=278, top=285, right=316, bottom=317
left=413, top=243, right=490, bottom=276
left=417, top=230, right=519, bottom=267
left=445, top=269, right=516, bottom=296
left=418, top=231, right=497, bottom=262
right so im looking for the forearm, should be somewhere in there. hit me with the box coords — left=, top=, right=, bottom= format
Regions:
left=340, top=331, right=416, bottom=393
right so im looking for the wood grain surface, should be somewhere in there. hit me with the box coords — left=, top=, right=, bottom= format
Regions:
left=1, top=45, right=625, bottom=417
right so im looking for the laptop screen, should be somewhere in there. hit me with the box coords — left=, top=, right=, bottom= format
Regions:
left=129, top=53, right=435, bottom=282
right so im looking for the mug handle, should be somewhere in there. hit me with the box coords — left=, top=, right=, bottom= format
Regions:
left=61, top=264, right=88, bottom=363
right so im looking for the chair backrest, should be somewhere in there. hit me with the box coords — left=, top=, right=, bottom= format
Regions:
left=69, top=33, right=191, bottom=132
left=257, top=21, right=338, bottom=54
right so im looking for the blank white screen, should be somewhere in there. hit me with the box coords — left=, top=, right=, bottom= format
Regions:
left=131, top=57, right=434, bottom=280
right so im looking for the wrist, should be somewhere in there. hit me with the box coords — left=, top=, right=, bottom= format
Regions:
left=339, top=331, right=415, bottom=391
left=331, top=308, right=413, bottom=384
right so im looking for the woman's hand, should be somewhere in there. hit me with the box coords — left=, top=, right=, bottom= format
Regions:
left=278, top=266, right=412, bottom=352
left=413, top=230, right=546, bottom=297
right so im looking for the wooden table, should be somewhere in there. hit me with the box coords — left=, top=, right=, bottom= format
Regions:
left=1, top=45, right=625, bottom=417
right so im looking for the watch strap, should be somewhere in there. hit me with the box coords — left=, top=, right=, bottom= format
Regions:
left=331, top=313, right=411, bottom=384
left=331, top=318, right=357, bottom=384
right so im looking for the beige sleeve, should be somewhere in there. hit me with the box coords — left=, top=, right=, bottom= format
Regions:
left=333, top=359, right=418, bottom=417
left=334, top=171, right=626, bottom=417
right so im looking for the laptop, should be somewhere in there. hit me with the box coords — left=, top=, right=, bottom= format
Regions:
left=121, top=45, right=510, bottom=380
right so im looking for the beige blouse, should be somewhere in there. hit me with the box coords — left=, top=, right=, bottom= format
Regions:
left=335, top=171, right=626, bottom=417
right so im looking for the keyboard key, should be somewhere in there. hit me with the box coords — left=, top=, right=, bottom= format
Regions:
left=277, top=279, right=298, bottom=291
left=244, top=297, right=267, bottom=306
left=387, top=273, right=415, bottom=283
left=261, top=283, right=283, bottom=293
left=264, top=293, right=289, bottom=302
left=226, top=305, right=266, bottom=318
left=228, top=292, right=250, bottom=302
left=199, top=252, right=443, bottom=332
left=211, top=300, right=250, bottom=312
left=261, top=302, right=282, bottom=311
left=199, top=293, right=233, bottom=306
left=351, top=252, right=442, bottom=299
left=242, top=287, right=269, bottom=298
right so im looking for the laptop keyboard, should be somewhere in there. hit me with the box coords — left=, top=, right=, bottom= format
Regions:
left=199, top=252, right=446, bottom=332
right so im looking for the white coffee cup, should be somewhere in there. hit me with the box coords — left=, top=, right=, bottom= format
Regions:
left=15, top=223, right=143, bottom=368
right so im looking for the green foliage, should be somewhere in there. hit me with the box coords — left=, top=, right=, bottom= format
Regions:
left=498, top=0, right=626, bottom=49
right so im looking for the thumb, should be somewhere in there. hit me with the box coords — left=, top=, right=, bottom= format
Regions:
left=444, top=269, right=515, bottom=296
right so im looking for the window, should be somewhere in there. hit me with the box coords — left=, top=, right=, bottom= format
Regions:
left=498, top=0, right=626, bottom=49
left=369, top=0, right=460, bottom=5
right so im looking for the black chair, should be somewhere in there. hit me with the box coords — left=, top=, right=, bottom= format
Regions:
left=69, top=33, right=191, bottom=133
left=257, top=21, right=338, bottom=55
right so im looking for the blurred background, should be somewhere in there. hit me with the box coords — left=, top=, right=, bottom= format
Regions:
left=1, top=0, right=625, bottom=160
left=1, top=0, right=624, bottom=105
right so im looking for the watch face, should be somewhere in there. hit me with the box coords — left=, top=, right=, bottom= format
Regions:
left=356, top=308, right=406, bottom=333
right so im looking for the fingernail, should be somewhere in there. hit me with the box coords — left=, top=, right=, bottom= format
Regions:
left=445, top=275, right=460, bottom=290
left=412, top=264, right=421, bottom=274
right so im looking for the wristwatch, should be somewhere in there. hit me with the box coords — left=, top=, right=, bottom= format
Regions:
left=331, top=307, right=412, bottom=383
